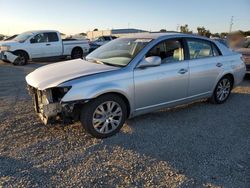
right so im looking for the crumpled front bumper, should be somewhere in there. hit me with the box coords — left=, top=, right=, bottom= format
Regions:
left=0, top=51, right=18, bottom=63
left=27, top=85, right=81, bottom=125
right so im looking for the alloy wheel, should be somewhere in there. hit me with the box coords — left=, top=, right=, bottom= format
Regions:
left=92, top=101, right=122, bottom=134
left=216, top=78, right=231, bottom=102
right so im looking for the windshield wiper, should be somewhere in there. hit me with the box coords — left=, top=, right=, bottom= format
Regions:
left=87, top=58, right=124, bottom=67
left=100, top=61, right=124, bottom=67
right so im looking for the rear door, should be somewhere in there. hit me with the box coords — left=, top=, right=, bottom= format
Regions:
left=185, top=38, right=223, bottom=96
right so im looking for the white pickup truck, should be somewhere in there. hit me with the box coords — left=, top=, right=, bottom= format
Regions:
left=0, top=30, right=90, bottom=65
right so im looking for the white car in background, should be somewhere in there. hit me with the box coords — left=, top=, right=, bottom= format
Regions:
left=89, top=36, right=117, bottom=52
left=0, top=30, right=90, bottom=65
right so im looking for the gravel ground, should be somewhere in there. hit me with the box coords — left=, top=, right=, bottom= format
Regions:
left=0, top=60, right=249, bottom=188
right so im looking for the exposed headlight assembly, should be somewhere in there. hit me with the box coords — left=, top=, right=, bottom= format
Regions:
left=51, top=86, right=72, bottom=102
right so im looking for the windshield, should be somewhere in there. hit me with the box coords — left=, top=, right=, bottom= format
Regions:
left=86, top=38, right=152, bottom=67
left=14, top=32, right=33, bottom=42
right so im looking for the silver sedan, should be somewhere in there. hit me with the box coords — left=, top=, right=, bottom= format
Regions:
left=26, top=33, right=246, bottom=138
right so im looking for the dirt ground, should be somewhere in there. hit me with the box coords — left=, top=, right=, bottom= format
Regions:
left=0, top=60, right=249, bottom=187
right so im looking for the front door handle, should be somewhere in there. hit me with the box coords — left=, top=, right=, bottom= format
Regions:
left=178, top=68, right=188, bottom=74
left=46, top=43, right=51, bottom=46
left=216, top=63, right=223, bottom=67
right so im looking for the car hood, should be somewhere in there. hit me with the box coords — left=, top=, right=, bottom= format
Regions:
left=26, top=59, right=120, bottom=90
left=0, top=41, right=20, bottom=46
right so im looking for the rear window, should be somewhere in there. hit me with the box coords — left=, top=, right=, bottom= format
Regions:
left=47, top=32, right=59, bottom=42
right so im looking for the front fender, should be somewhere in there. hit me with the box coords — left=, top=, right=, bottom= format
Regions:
left=61, top=81, right=133, bottom=109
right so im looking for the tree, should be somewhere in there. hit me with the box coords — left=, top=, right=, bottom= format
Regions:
left=220, top=32, right=228, bottom=38
left=79, top=32, right=87, bottom=36
left=160, top=29, right=167, bottom=32
left=0, top=34, right=5, bottom=41
left=211, top=33, right=220, bottom=38
left=180, top=24, right=192, bottom=34
left=93, top=28, right=98, bottom=31
left=243, top=30, right=250, bottom=36
left=197, top=26, right=211, bottom=38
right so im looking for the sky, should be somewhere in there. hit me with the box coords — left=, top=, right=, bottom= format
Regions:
left=0, top=0, right=249, bottom=35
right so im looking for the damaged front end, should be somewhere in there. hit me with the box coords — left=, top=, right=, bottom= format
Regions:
left=0, top=50, right=18, bottom=63
left=27, top=85, right=82, bottom=125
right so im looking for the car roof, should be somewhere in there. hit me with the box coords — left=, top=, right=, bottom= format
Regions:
left=25, top=30, right=59, bottom=34
left=122, top=32, right=213, bottom=41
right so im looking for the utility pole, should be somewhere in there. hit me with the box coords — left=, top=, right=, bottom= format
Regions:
left=176, top=24, right=180, bottom=32
left=229, top=16, right=234, bottom=33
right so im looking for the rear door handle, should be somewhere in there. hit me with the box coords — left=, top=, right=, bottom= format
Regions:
left=216, top=63, right=223, bottom=67
left=46, top=43, right=51, bottom=46
left=178, top=68, right=188, bottom=74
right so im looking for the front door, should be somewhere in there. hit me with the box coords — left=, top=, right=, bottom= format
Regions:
left=28, top=32, right=62, bottom=58
left=134, top=38, right=189, bottom=111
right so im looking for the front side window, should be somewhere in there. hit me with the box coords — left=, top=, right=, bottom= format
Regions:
left=86, top=38, right=151, bottom=67
left=187, top=39, right=214, bottom=59
left=31, top=33, right=48, bottom=43
left=146, top=39, right=184, bottom=63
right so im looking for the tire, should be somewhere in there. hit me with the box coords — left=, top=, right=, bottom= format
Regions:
left=12, top=51, right=28, bottom=66
left=80, top=94, right=127, bottom=138
left=71, top=48, right=83, bottom=59
left=209, top=76, right=233, bottom=104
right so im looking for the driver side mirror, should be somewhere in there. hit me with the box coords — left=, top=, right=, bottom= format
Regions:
left=137, top=56, right=161, bottom=68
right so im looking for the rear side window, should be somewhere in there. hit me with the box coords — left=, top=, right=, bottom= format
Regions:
left=47, top=32, right=59, bottom=42
left=187, top=39, right=214, bottom=59
left=211, top=43, right=221, bottom=56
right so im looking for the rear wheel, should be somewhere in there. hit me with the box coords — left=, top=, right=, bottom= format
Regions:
left=80, top=94, right=127, bottom=138
left=12, top=51, right=28, bottom=66
left=210, top=76, right=233, bottom=104
left=71, top=48, right=83, bottom=59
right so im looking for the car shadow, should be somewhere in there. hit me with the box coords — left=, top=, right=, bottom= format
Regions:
left=101, top=92, right=250, bottom=187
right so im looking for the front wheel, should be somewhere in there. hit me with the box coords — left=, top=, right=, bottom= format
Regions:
left=12, top=51, right=28, bottom=66
left=80, top=94, right=127, bottom=138
left=210, top=76, right=233, bottom=104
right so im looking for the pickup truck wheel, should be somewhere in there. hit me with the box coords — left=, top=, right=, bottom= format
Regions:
left=13, top=51, right=28, bottom=66
left=80, top=94, right=127, bottom=138
left=209, top=76, right=233, bottom=104
left=71, top=48, right=83, bottom=59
